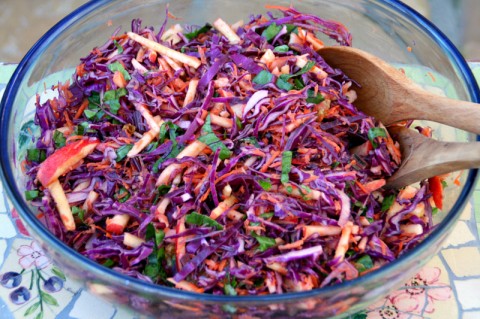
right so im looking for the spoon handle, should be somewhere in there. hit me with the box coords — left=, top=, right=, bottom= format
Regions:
left=410, top=90, right=480, bottom=135
left=386, top=127, right=480, bottom=189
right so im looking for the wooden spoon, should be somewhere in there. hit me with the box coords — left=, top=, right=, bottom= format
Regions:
left=319, top=46, right=480, bottom=134
left=385, top=127, right=480, bottom=189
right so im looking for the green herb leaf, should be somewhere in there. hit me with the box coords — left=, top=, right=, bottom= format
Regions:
left=260, top=212, right=274, bottom=219
left=198, top=115, right=232, bottom=160
left=153, top=122, right=184, bottom=172
left=276, top=76, right=294, bottom=91
left=102, top=259, right=115, bottom=268
left=381, top=194, right=396, bottom=212
left=293, top=78, right=305, bottom=89
left=145, top=223, right=158, bottom=242
left=253, top=70, right=274, bottom=85
left=116, top=144, right=133, bottom=162
left=184, top=23, right=212, bottom=40
left=353, top=201, right=365, bottom=209
left=157, top=185, right=171, bottom=196
left=24, top=302, right=40, bottom=316
left=273, top=45, right=290, bottom=52
left=299, top=185, right=312, bottom=200
left=144, top=223, right=167, bottom=281
left=85, top=94, right=105, bottom=121
left=441, top=180, right=448, bottom=188
left=84, top=109, right=98, bottom=120
left=286, top=24, right=298, bottom=34
left=152, top=141, right=183, bottom=173
left=251, top=232, right=276, bottom=252
left=354, top=255, right=374, bottom=273
left=103, top=90, right=117, bottom=101
left=158, top=123, right=169, bottom=144
left=235, top=116, right=243, bottom=129
left=40, top=291, right=59, bottom=306
left=432, top=207, right=439, bottom=215
left=276, top=60, right=316, bottom=90
left=113, top=40, right=124, bottom=54
left=73, top=122, right=91, bottom=136
left=281, top=151, right=293, bottom=184
left=276, top=61, right=316, bottom=90
left=258, top=178, right=272, bottom=191
left=108, top=61, right=131, bottom=81
left=115, top=187, right=131, bottom=203
left=25, top=190, right=40, bottom=201
left=72, top=206, right=85, bottom=222
left=27, top=149, right=46, bottom=162
left=107, top=99, right=121, bottom=114
left=53, top=130, right=66, bottom=149
left=306, top=89, right=325, bottom=104
left=88, top=91, right=101, bottom=106
left=262, top=22, right=283, bottom=41
left=103, top=88, right=128, bottom=114
left=159, top=121, right=182, bottom=144
left=153, top=185, right=171, bottom=205
left=345, top=249, right=355, bottom=258
left=283, top=60, right=316, bottom=80
left=186, top=212, right=224, bottom=230
left=146, top=223, right=165, bottom=246
left=144, top=263, right=160, bottom=279
left=367, top=127, right=387, bottom=148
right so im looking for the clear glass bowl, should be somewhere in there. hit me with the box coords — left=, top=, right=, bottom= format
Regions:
left=1, top=0, right=479, bottom=318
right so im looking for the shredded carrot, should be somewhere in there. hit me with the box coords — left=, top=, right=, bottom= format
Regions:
left=264, top=4, right=291, bottom=11
left=74, top=99, right=89, bottom=120
left=454, top=171, right=463, bottom=186
left=260, top=150, right=281, bottom=173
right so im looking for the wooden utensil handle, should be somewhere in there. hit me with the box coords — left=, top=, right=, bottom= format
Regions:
left=413, top=92, right=480, bottom=135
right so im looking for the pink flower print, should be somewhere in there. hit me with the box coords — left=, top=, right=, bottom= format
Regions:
left=367, top=298, right=413, bottom=319
left=17, top=241, right=50, bottom=269
left=389, top=267, right=452, bottom=314
left=367, top=304, right=410, bottom=319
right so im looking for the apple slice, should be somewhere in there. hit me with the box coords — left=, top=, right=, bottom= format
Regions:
left=48, top=180, right=76, bottom=231
left=105, top=214, right=130, bottom=235
left=209, top=195, right=238, bottom=220
left=37, top=138, right=99, bottom=232
left=37, top=138, right=100, bottom=187
left=123, top=232, right=145, bottom=248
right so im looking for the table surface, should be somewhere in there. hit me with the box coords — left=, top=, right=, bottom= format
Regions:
left=1, top=63, right=480, bottom=319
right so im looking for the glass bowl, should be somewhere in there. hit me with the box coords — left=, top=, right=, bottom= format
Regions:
left=1, top=0, right=479, bottom=318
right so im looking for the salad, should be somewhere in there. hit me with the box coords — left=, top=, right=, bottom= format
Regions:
left=24, top=5, right=441, bottom=295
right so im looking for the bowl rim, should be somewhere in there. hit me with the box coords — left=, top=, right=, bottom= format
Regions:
left=1, top=0, right=479, bottom=304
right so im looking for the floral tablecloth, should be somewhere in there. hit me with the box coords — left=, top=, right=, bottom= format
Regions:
left=1, top=63, right=480, bottom=319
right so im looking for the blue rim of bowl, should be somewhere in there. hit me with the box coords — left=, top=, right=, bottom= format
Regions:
left=1, top=0, right=479, bottom=304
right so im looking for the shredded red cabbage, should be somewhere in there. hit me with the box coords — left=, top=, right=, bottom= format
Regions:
left=24, top=6, right=439, bottom=295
